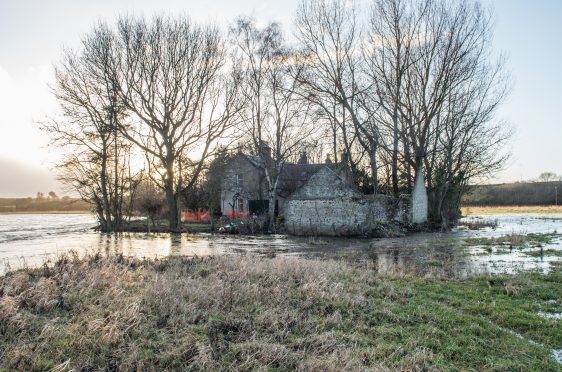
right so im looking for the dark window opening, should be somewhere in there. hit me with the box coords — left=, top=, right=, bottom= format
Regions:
left=248, top=200, right=269, bottom=215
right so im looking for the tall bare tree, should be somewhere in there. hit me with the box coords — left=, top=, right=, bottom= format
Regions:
left=294, top=0, right=381, bottom=192
left=380, top=0, right=511, bottom=225
left=105, top=16, right=244, bottom=230
left=46, top=28, right=137, bottom=232
left=232, top=17, right=316, bottom=229
left=363, top=0, right=426, bottom=194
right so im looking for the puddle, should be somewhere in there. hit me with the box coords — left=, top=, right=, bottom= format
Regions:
left=537, top=312, right=562, bottom=320
left=553, top=350, right=562, bottom=365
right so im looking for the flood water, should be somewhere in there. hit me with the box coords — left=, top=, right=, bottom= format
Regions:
left=1, top=213, right=562, bottom=278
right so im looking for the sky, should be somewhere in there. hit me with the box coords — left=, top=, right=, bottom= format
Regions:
left=0, top=0, right=561, bottom=197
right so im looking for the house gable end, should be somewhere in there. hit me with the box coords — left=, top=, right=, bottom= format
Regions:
left=289, top=166, right=360, bottom=200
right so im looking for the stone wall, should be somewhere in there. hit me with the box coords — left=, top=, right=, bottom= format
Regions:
left=286, top=196, right=403, bottom=236
left=285, top=167, right=410, bottom=236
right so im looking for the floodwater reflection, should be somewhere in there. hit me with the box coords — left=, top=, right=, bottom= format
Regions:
left=1, top=213, right=562, bottom=278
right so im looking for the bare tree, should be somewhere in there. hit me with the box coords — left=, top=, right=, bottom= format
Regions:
left=294, top=0, right=381, bottom=192
left=46, top=31, right=138, bottom=232
left=429, top=65, right=511, bottom=225
left=232, top=17, right=316, bottom=229
left=389, top=0, right=511, bottom=225
left=538, top=172, right=560, bottom=183
left=135, top=180, right=166, bottom=232
left=106, top=15, right=244, bottom=230
left=363, top=0, right=426, bottom=194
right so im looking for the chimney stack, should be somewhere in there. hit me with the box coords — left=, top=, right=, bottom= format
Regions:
left=341, top=150, right=349, bottom=165
left=258, top=141, right=271, bottom=159
left=298, top=151, right=308, bottom=164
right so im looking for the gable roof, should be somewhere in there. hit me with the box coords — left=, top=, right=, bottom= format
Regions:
left=289, top=166, right=360, bottom=200
left=225, top=153, right=349, bottom=199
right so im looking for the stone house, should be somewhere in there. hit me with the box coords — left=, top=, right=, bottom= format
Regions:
left=220, top=148, right=348, bottom=217
left=285, top=167, right=409, bottom=236
left=221, top=147, right=422, bottom=236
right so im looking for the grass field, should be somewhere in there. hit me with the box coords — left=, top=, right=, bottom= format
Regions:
left=1, top=254, right=560, bottom=370
left=0, top=197, right=90, bottom=214
left=462, top=205, right=562, bottom=215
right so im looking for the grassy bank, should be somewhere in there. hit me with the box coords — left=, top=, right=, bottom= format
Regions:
left=1, top=254, right=560, bottom=370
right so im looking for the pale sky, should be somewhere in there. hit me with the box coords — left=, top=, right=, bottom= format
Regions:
left=0, top=0, right=561, bottom=197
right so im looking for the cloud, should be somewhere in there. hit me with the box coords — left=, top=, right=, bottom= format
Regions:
left=0, top=64, right=14, bottom=107
left=0, top=65, right=64, bottom=197
left=0, top=157, right=63, bottom=198
left=0, top=64, right=60, bottom=167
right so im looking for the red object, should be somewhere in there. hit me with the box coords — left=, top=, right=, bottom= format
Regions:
left=181, top=209, right=211, bottom=223
left=226, top=210, right=249, bottom=219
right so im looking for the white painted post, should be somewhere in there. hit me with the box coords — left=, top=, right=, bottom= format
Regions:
left=411, top=167, right=428, bottom=224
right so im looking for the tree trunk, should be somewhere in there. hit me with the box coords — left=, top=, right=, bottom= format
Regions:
left=268, top=189, right=276, bottom=232
left=113, top=122, right=120, bottom=230
left=428, top=186, right=447, bottom=229
left=391, top=108, right=399, bottom=196
left=166, top=192, right=179, bottom=230
left=164, top=167, right=179, bottom=230
left=370, top=141, right=378, bottom=194
left=100, top=144, right=112, bottom=232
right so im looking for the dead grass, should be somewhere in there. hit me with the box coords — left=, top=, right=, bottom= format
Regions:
left=0, top=253, right=560, bottom=370
left=464, top=232, right=561, bottom=248
left=463, top=205, right=562, bottom=215
left=457, top=218, right=498, bottom=230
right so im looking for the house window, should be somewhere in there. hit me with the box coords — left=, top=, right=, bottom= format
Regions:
left=235, top=174, right=244, bottom=188
left=238, top=198, right=244, bottom=211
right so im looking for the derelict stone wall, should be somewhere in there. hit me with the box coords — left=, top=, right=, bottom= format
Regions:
left=284, top=166, right=411, bottom=236
left=285, top=196, right=402, bottom=236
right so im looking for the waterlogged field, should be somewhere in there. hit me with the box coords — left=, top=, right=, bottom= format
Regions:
left=1, top=213, right=562, bottom=277
left=0, top=254, right=560, bottom=370
left=1, top=213, right=561, bottom=369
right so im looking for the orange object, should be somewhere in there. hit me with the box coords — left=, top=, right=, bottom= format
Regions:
left=226, top=210, right=249, bottom=219
left=181, top=209, right=211, bottom=223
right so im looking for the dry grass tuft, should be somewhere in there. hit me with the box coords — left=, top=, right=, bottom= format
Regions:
left=2, top=271, right=30, bottom=296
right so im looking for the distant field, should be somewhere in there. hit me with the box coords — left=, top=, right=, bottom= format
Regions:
left=462, top=205, right=562, bottom=215
left=463, top=181, right=562, bottom=206
left=0, top=197, right=90, bottom=214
